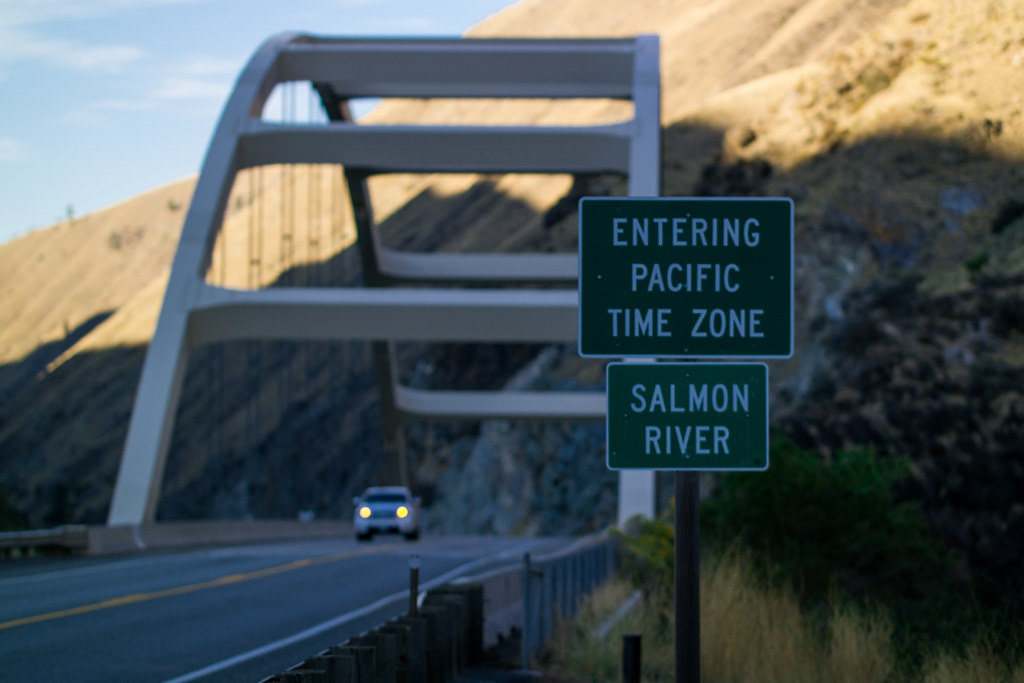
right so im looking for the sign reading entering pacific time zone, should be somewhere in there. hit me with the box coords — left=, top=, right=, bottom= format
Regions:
left=606, top=362, right=769, bottom=470
left=578, top=197, right=793, bottom=358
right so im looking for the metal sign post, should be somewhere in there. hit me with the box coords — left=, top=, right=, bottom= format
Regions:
left=676, top=471, right=699, bottom=683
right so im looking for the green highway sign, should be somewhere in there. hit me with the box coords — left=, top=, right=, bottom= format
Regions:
left=578, top=197, right=793, bottom=358
left=606, top=362, right=769, bottom=471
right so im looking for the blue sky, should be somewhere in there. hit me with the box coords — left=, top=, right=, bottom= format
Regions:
left=0, top=0, right=520, bottom=245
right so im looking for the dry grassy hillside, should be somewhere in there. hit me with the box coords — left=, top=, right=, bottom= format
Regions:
left=1, top=0, right=1023, bottom=560
left=0, top=179, right=193, bottom=367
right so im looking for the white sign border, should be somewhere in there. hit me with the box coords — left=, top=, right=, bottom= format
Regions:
left=604, top=361, right=771, bottom=472
left=577, top=196, right=795, bottom=359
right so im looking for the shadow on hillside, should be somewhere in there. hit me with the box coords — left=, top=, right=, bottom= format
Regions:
left=0, top=311, right=113, bottom=403
left=1, top=118, right=1023, bottom=592
left=0, top=342, right=146, bottom=527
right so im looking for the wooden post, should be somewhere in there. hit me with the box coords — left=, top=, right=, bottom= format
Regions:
left=329, top=646, right=373, bottom=683
left=391, top=617, right=428, bottom=683
left=622, top=633, right=642, bottom=683
left=305, top=655, right=355, bottom=683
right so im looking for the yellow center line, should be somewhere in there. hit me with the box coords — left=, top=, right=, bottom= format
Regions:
left=0, top=543, right=400, bottom=631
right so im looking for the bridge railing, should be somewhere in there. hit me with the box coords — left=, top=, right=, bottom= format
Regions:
left=467, top=532, right=618, bottom=666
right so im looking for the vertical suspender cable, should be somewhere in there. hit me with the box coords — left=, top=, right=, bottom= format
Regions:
left=329, top=122, right=345, bottom=438
left=257, top=164, right=265, bottom=451
left=306, top=86, right=318, bottom=386
left=211, top=203, right=227, bottom=486
left=313, top=81, right=352, bottom=482
left=288, top=82, right=300, bottom=405
left=206, top=218, right=218, bottom=479
left=244, top=167, right=262, bottom=515
left=244, top=169, right=254, bottom=474
left=277, top=82, right=293, bottom=431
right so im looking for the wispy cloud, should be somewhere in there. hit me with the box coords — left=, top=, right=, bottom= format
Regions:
left=332, top=0, right=389, bottom=6
left=176, top=56, right=239, bottom=77
left=74, top=43, right=146, bottom=71
left=64, top=53, right=237, bottom=126
left=0, top=0, right=218, bottom=77
left=61, top=107, right=121, bottom=127
left=153, top=55, right=237, bottom=103
left=0, top=0, right=212, bottom=27
left=0, top=25, right=144, bottom=76
left=0, top=138, right=29, bottom=163
left=388, top=16, right=446, bottom=31
left=95, top=98, right=156, bottom=113
left=155, top=75, right=230, bottom=102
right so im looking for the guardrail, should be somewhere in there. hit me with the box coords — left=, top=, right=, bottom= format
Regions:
left=0, top=520, right=354, bottom=558
left=261, top=582, right=483, bottom=683
left=262, top=532, right=618, bottom=682
left=0, top=525, right=89, bottom=558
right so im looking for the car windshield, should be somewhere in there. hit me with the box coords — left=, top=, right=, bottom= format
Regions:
left=364, top=493, right=407, bottom=503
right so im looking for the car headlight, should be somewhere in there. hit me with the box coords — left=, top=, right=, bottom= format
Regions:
left=396, top=506, right=409, bottom=519
left=358, top=506, right=371, bottom=519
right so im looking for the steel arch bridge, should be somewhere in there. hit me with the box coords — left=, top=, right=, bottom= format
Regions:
left=107, top=33, right=661, bottom=526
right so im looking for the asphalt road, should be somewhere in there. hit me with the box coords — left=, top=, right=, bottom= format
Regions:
left=0, top=534, right=567, bottom=682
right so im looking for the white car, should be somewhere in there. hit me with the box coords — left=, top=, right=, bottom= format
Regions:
left=353, top=486, right=421, bottom=541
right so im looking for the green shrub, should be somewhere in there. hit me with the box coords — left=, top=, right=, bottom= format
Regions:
left=964, top=251, right=989, bottom=274
left=615, top=438, right=950, bottom=608
left=703, top=437, right=949, bottom=604
left=610, top=438, right=1013, bottom=674
left=613, top=513, right=674, bottom=598
left=702, top=437, right=975, bottom=664
left=0, top=484, right=28, bottom=531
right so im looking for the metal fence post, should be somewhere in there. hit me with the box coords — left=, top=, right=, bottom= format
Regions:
left=409, top=555, right=421, bottom=618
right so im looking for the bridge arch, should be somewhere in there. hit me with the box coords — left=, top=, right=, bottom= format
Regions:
left=108, top=34, right=661, bottom=526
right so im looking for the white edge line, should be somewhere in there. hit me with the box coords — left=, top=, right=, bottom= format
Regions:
left=161, top=541, right=538, bottom=683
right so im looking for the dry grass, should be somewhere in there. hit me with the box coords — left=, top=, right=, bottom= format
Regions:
left=543, top=580, right=645, bottom=683
left=920, top=642, right=1024, bottom=683
left=541, top=549, right=1023, bottom=683
left=701, top=548, right=820, bottom=683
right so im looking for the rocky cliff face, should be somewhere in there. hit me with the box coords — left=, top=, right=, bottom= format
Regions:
left=777, top=265, right=1024, bottom=596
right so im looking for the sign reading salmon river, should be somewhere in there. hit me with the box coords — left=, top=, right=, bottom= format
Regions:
left=606, top=362, right=768, bottom=470
left=578, top=197, right=793, bottom=358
